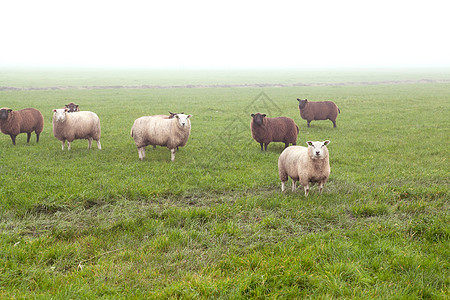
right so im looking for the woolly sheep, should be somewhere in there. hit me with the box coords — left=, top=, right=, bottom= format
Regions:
left=52, top=108, right=101, bottom=150
left=0, top=107, right=44, bottom=145
left=278, top=140, right=331, bottom=197
left=250, top=113, right=298, bottom=151
left=65, top=102, right=80, bottom=112
left=297, top=99, right=340, bottom=128
left=131, top=113, right=192, bottom=161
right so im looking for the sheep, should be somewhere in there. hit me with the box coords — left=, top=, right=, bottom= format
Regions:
left=278, top=140, right=331, bottom=197
left=0, top=107, right=44, bottom=145
left=52, top=108, right=101, bottom=150
left=250, top=113, right=298, bottom=151
left=64, top=102, right=80, bottom=112
left=297, top=98, right=340, bottom=128
left=131, top=113, right=192, bottom=161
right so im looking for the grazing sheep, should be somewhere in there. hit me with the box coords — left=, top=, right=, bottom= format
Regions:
left=297, top=99, right=340, bottom=128
left=52, top=108, right=101, bottom=150
left=0, top=107, right=44, bottom=145
left=250, top=113, right=298, bottom=151
left=65, top=102, right=80, bottom=112
left=131, top=113, right=192, bottom=161
left=278, top=140, right=331, bottom=197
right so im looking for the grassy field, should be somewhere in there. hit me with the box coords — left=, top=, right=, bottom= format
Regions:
left=0, top=69, right=449, bottom=298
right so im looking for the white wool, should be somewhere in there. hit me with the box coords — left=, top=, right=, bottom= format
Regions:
left=278, top=140, right=330, bottom=197
left=52, top=109, right=101, bottom=150
left=131, top=113, right=192, bottom=161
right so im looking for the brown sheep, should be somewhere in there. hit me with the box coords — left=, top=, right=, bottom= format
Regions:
left=0, top=107, right=44, bottom=145
left=297, top=98, right=340, bottom=128
left=250, top=113, right=299, bottom=151
left=65, top=102, right=80, bottom=112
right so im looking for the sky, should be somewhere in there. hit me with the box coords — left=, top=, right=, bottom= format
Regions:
left=1, top=0, right=449, bottom=69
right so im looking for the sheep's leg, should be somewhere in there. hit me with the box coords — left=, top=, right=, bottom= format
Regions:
left=318, top=182, right=324, bottom=194
left=61, top=140, right=65, bottom=150
left=36, top=133, right=40, bottom=143
left=138, top=147, right=145, bottom=160
left=170, top=148, right=176, bottom=161
left=332, top=120, right=337, bottom=128
left=67, top=141, right=72, bottom=150
left=96, top=139, right=101, bottom=150
left=153, top=145, right=156, bottom=149
left=292, top=180, right=297, bottom=192
left=10, top=135, right=16, bottom=145
left=264, top=143, right=268, bottom=151
left=307, top=121, right=311, bottom=127
left=26, top=133, right=31, bottom=143
left=88, top=138, right=92, bottom=149
left=303, top=184, right=310, bottom=197
left=284, top=142, right=289, bottom=148
left=259, top=142, right=264, bottom=151
left=281, top=181, right=286, bottom=192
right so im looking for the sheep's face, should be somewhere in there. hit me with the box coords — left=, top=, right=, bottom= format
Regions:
left=0, top=108, right=12, bottom=120
left=297, top=99, right=308, bottom=109
left=251, top=113, right=266, bottom=126
left=65, top=103, right=79, bottom=112
left=307, top=140, right=330, bottom=159
left=53, top=109, right=67, bottom=122
left=175, top=113, right=192, bottom=128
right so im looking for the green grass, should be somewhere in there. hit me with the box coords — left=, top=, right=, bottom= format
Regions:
left=0, top=69, right=449, bottom=299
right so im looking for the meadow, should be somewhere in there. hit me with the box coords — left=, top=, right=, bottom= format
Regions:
left=0, top=68, right=449, bottom=299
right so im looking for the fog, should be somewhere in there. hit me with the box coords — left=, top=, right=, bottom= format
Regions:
left=1, top=0, right=449, bottom=69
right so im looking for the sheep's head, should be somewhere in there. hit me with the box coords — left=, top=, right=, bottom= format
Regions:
left=169, top=111, right=184, bottom=119
left=251, top=113, right=266, bottom=126
left=307, top=140, right=330, bottom=159
left=0, top=108, right=12, bottom=120
left=175, top=113, right=192, bottom=128
left=297, top=99, right=308, bottom=109
left=65, top=102, right=79, bottom=112
left=53, top=108, right=68, bottom=122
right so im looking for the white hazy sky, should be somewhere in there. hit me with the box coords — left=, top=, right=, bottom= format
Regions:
left=1, top=0, right=449, bottom=69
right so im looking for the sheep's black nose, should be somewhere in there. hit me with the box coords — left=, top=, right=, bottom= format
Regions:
left=315, top=151, right=320, bottom=155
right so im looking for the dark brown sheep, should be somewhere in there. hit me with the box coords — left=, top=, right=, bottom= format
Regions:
left=250, top=113, right=299, bottom=151
left=65, top=102, right=80, bottom=112
left=0, top=107, right=44, bottom=145
left=297, top=98, right=340, bottom=128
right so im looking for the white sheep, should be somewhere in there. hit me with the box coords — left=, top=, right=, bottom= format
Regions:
left=278, top=140, right=330, bottom=196
left=130, top=113, right=192, bottom=161
left=52, top=108, right=102, bottom=150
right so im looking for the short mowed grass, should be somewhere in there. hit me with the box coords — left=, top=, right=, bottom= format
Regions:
left=0, top=69, right=449, bottom=299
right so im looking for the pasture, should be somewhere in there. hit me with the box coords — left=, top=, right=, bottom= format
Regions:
left=0, top=68, right=449, bottom=298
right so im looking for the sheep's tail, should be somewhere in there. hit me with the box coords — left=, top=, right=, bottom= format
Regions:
left=130, top=128, right=134, bottom=137
left=338, top=108, right=341, bottom=114
left=296, top=125, right=299, bottom=134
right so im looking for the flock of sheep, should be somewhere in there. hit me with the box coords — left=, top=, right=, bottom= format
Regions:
left=0, top=98, right=340, bottom=196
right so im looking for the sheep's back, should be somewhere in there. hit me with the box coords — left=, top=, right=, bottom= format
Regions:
left=267, top=117, right=298, bottom=143
left=279, top=146, right=308, bottom=178
left=10, top=108, right=44, bottom=133
left=54, top=111, right=100, bottom=140
left=131, top=116, right=173, bottom=147
left=305, top=101, right=339, bottom=120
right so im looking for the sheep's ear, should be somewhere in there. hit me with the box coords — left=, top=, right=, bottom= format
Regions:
left=187, top=114, right=192, bottom=118
left=8, top=109, right=13, bottom=112
left=52, top=109, right=57, bottom=112
left=306, top=141, right=313, bottom=146
left=251, top=114, right=255, bottom=117
left=262, top=114, right=266, bottom=117
left=297, top=98, right=300, bottom=102
left=323, top=140, right=330, bottom=146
